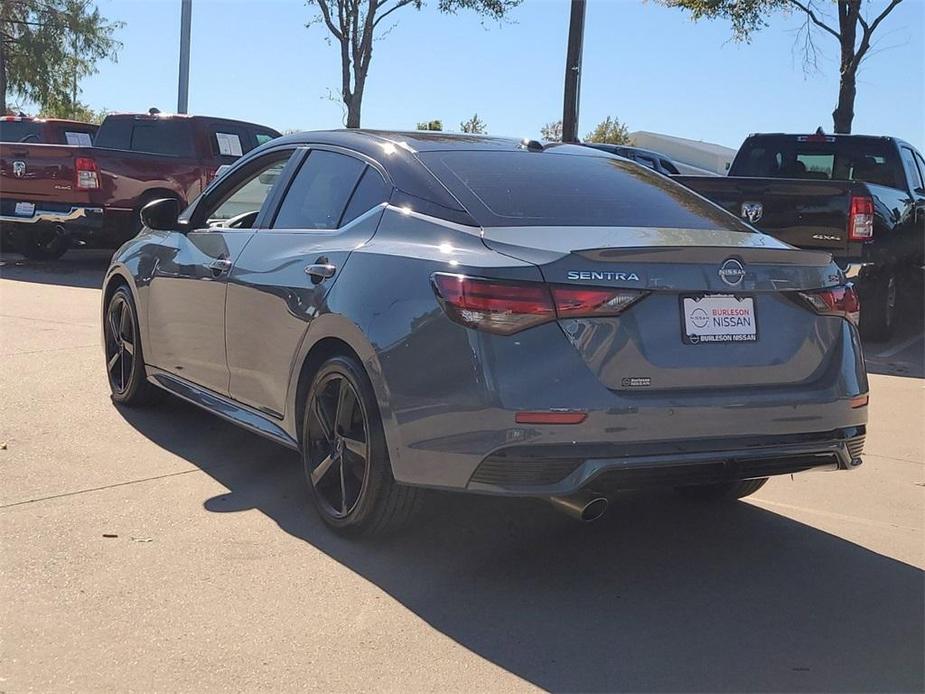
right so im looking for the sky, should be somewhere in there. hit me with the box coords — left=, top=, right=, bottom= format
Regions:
left=74, top=0, right=924, bottom=152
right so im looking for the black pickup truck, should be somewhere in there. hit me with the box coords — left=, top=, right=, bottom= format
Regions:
left=676, top=133, right=925, bottom=340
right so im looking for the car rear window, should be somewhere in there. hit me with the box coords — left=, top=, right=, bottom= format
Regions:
left=0, top=121, right=43, bottom=143
left=731, top=136, right=902, bottom=189
left=129, top=120, right=194, bottom=156
left=418, top=150, right=751, bottom=230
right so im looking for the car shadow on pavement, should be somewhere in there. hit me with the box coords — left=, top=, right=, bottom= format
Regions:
left=118, top=399, right=924, bottom=693
left=0, top=249, right=111, bottom=289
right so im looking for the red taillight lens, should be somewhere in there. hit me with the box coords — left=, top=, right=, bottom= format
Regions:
left=848, top=195, right=873, bottom=241
left=432, top=274, right=555, bottom=335
left=432, top=273, right=646, bottom=335
left=75, top=157, right=99, bottom=190
left=551, top=285, right=647, bottom=318
left=798, top=284, right=860, bottom=325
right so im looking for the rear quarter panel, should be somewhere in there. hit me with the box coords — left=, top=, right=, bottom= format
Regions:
left=287, top=207, right=542, bottom=487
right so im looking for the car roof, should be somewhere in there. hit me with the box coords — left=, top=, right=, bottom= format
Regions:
left=269, top=129, right=606, bottom=155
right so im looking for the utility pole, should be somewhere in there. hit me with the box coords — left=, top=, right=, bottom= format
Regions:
left=561, top=0, right=586, bottom=143
left=177, top=0, right=192, bottom=113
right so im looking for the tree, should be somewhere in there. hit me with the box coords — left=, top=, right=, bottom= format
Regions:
left=459, top=112, right=487, bottom=133
left=584, top=115, right=631, bottom=144
left=307, top=0, right=521, bottom=128
left=39, top=101, right=107, bottom=123
left=416, top=119, right=443, bottom=131
left=540, top=120, right=563, bottom=142
left=658, top=0, right=905, bottom=133
left=1, top=0, right=122, bottom=116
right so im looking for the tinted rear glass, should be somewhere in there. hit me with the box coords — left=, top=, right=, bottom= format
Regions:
left=732, top=136, right=902, bottom=189
left=129, top=120, right=194, bottom=156
left=419, top=150, right=750, bottom=229
left=0, top=121, right=43, bottom=143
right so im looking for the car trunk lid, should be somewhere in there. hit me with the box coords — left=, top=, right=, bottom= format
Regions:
left=481, top=225, right=846, bottom=392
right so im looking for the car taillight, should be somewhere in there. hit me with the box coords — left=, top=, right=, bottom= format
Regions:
left=75, top=157, right=99, bottom=190
left=848, top=195, right=873, bottom=241
left=432, top=273, right=647, bottom=335
left=797, top=284, right=860, bottom=325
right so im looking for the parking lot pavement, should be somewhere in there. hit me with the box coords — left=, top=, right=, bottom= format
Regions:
left=1, top=250, right=923, bottom=693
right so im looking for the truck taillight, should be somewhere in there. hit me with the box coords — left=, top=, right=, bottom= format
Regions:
left=75, top=157, right=99, bottom=190
left=431, top=273, right=647, bottom=335
left=847, top=195, right=873, bottom=241
left=797, top=284, right=860, bottom=325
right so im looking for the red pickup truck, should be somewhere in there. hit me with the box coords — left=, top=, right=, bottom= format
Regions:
left=0, top=112, right=280, bottom=259
left=0, top=115, right=98, bottom=146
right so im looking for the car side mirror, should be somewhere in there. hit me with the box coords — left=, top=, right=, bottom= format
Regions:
left=140, top=198, right=180, bottom=231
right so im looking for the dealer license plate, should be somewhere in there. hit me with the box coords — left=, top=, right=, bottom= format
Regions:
left=681, top=294, right=757, bottom=345
left=15, top=202, right=35, bottom=217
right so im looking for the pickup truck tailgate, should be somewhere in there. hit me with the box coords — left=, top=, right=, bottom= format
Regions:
left=675, top=175, right=862, bottom=259
left=0, top=143, right=95, bottom=204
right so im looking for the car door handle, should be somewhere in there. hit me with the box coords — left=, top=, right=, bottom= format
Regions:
left=305, top=263, right=337, bottom=283
left=209, top=258, right=232, bottom=275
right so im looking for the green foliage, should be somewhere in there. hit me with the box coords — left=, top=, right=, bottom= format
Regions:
left=436, top=0, right=522, bottom=21
left=657, top=0, right=782, bottom=42
left=0, top=0, right=123, bottom=114
left=459, top=113, right=487, bottom=134
left=38, top=100, right=108, bottom=124
left=584, top=115, right=631, bottom=145
left=416, top=119, right=443, bottom=131
left=540, top=120, right=562, bottom=142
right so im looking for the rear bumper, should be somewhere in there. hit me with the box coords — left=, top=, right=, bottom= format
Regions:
left=0, top=205, right=104, bottom=233
left=466, top=427, right=865, bottom=496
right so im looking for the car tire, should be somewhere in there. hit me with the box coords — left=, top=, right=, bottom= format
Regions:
left=859, top=271, right=896, bottom=342
left=16, top=226, right=71, bottom=261
left=104, top=285, right=157, bottom=406
left=675, top=477, right=768, bottom=501
left=302, top=355, right=421, bottom=536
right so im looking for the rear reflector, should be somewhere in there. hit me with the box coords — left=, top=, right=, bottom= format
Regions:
left=432, top=273, right=647, bottom=335
left=797, top=284, right=860, bottom=325
left=850, top=395, right=869, bottom=408
left=75, top=157, right=99, bottom=190
left=848, top=195, right=873, bottom=241
left=515, top=411, right=588, bottom=425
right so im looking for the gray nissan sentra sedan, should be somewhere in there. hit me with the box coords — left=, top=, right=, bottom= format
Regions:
left=101, top=130, right=869, bottom=535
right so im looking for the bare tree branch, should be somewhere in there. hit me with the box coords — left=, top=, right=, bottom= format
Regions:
left=784, top=0, right=841, bottom=39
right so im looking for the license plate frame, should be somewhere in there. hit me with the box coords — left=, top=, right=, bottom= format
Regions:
left=680, top=293, right=758, bottom=345
left=14, top=201, right=35, bottom=217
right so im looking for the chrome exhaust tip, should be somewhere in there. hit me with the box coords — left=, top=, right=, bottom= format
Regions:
left=548, top=491, right=608, bottom=522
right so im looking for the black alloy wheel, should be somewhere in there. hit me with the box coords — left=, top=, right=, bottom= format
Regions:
left=305, top=370, right=371, bottom=519
left=105, top=291, right=137, bottom=395
left=104, top=286, right=155, bottom=405
left=302, top=355, right=421, bottom=535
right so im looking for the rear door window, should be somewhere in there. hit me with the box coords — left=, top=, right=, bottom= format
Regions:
left=130, top=120, right=194, bottom=156
left=272, top=150, right=366, bottom=229
left=341, top=167, right=391, bottom=225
